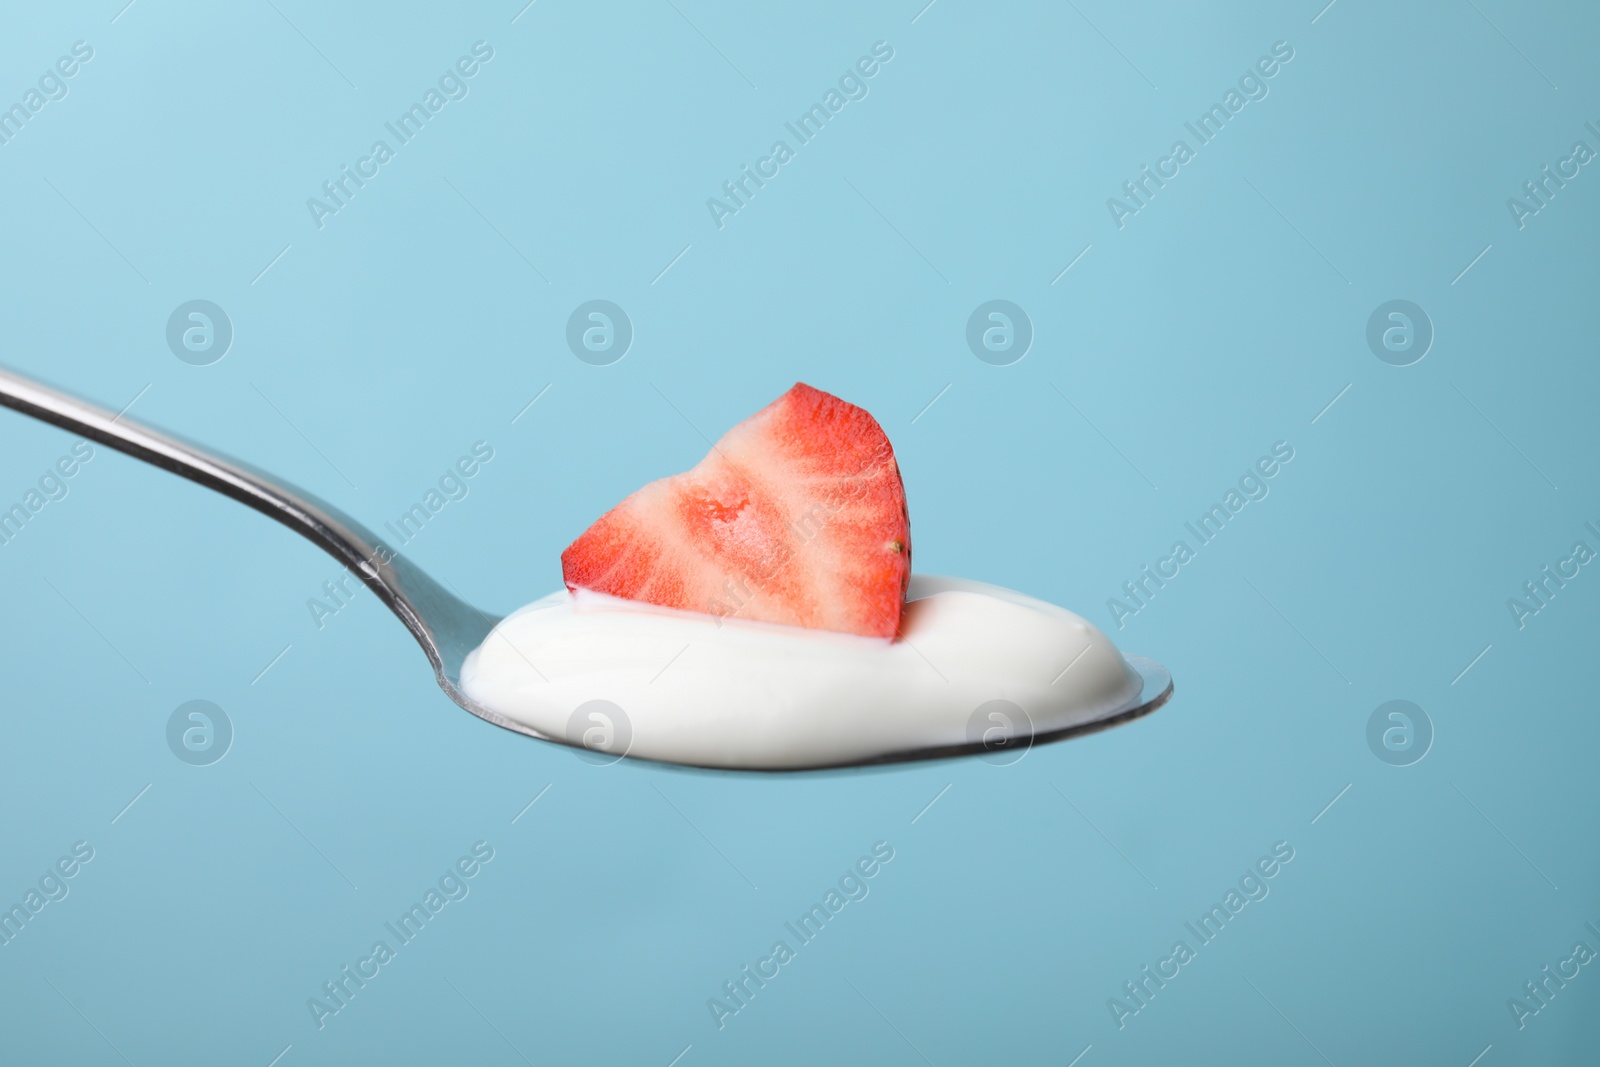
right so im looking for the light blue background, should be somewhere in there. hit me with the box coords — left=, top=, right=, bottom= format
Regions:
left=1, top=1, right=1596, bottom=1063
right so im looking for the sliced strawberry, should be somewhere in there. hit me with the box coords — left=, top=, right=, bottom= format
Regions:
left=561, top=383, right=911, bottom=638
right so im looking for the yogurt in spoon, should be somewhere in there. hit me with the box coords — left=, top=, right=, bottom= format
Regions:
left=459, top=575, right=1146, bottom=769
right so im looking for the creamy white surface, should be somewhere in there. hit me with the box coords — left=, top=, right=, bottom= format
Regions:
left=459, top=575, right=1142, bottom=769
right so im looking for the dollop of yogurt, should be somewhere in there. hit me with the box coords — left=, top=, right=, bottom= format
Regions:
left=459, top=575, right=1143, bottom=770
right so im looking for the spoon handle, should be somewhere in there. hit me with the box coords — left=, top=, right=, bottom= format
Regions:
left=0, top=366, right=494, bottom=680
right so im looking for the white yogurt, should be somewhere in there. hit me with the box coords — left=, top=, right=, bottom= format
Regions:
left=459, top=575, right=1143, bottom=770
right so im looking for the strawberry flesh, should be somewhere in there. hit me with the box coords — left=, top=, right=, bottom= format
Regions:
left=561, top=383, right=911, bottom=638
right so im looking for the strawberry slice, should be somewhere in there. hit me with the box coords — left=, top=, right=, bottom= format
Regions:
left=561, top=383, right=911, bottom=638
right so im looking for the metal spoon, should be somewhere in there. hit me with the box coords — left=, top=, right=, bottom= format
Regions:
left=0, top=366, right=1172, bottom=771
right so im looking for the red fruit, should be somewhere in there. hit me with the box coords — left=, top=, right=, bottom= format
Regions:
left=561, top=383, right=912, bottom=638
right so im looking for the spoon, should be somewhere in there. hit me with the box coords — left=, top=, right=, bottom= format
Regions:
left=0, top=366, right=1172, bottom=771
